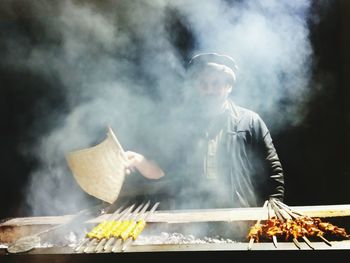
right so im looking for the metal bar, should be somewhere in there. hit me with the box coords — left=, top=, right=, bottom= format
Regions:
left=5, top=240, right=350, bottom=254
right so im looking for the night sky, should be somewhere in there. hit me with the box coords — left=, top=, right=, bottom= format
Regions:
left=0, top=0, right=350, bottom=219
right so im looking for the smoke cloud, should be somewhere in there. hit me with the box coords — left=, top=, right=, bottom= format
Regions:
left=1, top=0, right=314, bottom=217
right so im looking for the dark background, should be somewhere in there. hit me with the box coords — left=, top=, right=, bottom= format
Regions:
left=0, top=0, right=350, bottom=219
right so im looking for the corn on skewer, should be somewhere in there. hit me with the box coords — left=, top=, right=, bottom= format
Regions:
left=93, top=205, right=142, bottom=252
left=74, top=205, right=127, bottom=253
left=98, top=201, right=150, bottom=253
left=110, top=201, right=151, bottom=253
left=87, top=203, right=143, bottom=253
left=120, top=201, right=151, bottom=242
left=121, top=202, right=160, bottom=252
left=119, top=202, right=151, bottom=242
left=81, top=204, right=134, bottom=253
left=101, top=210, right=141, bottom=252
left=94, top=220, right=121, bottom=252
left=103, top=202, right=148, bottom=253
left=81, top=205, right=133, bottom=253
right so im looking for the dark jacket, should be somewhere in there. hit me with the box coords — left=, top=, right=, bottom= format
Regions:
left=169, top=99, right=285, bottom=209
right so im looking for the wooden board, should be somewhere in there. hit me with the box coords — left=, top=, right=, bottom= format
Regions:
left=2, top=204, right=350, bottom=227
left=1, top=204, right=350, bottom=243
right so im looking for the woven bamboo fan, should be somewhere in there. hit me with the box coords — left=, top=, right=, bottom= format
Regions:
left=65, top=127, right=127, bottom=204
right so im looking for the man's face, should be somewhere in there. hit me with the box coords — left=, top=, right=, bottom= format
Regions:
left=190, top=70, right=232, bottom=117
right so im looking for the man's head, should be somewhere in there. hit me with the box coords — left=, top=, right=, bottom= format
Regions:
left=186, top=53, right=238, bottom=116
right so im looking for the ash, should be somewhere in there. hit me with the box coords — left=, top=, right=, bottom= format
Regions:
left=134, top=232, right=236, bottom=245
left=41, top=231, right=79, bottom=248
left=65, top=231, right=78, bottom=244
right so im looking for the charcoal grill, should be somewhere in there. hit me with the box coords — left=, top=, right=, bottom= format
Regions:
left=1, top=203, right=350, bottom=262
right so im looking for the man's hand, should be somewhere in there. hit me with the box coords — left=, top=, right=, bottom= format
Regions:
left=124, top=151, right=144, bottom=175
left=124, top=151, right=165, bottom=179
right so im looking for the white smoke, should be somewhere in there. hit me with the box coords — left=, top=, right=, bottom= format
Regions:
left=1, top=0, right=314, bottom=215
left=170, top=0, right=313, bottom=128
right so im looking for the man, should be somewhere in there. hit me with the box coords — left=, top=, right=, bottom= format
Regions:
left=125, top=52, right=284, bottom=209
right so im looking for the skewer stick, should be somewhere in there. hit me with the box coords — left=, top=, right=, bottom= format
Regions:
left=274, top=199, right=304, bottom=217
left=94, top=237, right=108, bottom=253
left=248, top=200, right=268, bottom=250
left=272, top=200, right=298, bottom=220
left=270, top=199, right=301, bottom=250
left=293, top=238, right=301, bottom=249
left=82, top=204, right=135, bottom=253
left=74, top=204, right=127, bottom=253
left=267, top=201, right=278, bottom=248
left=111, top=238, right=123, bottom=253
left=273, top=200, right=315, bottom=249
left=302, top=236, right=315, bottom=250
left=121, top=202, right=160, bottom=252
left=102, top=202, right=147, bottom=253
left=272, top=236, right=278, bottom=248
left=273, top=199, right=331, bottom=248
left=94, top=202, right=147, bottom=253
left=269, top=199, right=284, bottom=221
left=319, top=235, right=332, bottom=247
left=107, top=203, right=149, bottom=253
left=248, top=238, right=254, bottom=251
left=111, top=201, right=152, bottom=252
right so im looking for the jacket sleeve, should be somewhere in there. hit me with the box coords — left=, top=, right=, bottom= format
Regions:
left=253, top=115, right=285, bottom=202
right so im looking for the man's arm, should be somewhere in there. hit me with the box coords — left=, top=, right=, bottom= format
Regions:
left=253, top=115, right=285, bottom=202
left=262, top=131, right=285, bottom=201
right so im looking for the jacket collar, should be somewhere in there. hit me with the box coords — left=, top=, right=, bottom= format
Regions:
left=224, top=99, right=240, bottom=120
